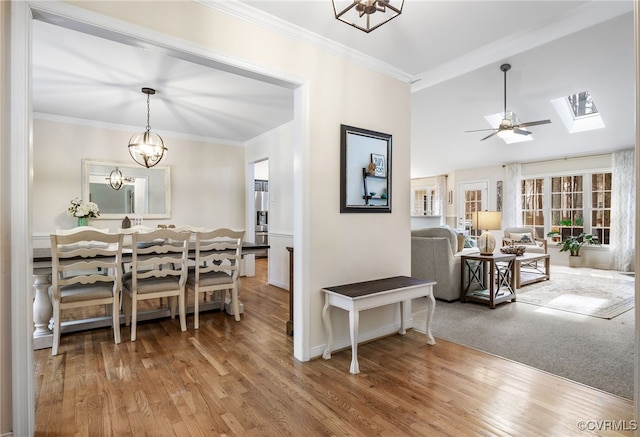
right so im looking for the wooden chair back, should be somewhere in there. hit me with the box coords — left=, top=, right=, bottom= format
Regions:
left=49, top=229, right=124, bottom=355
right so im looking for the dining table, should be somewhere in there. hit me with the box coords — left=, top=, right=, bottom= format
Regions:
left=31, top=241, right=269, bottom=350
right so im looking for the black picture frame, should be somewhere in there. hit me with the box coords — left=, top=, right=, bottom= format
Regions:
left=339, top=124, right=392, bottom=213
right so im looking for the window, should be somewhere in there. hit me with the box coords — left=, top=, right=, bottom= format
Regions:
left=567, top=91, right=599, bottom=118
left=464, top=189, right=483, bottom=239
left=551, top=175, right=584, bottom=240
left=412, top=187, right=435, bottom=215
left=521, top=178, right=544, bottom=238
left=523, top=171, right=612, bottom=246
left=591, top=172, right=611, bottom=244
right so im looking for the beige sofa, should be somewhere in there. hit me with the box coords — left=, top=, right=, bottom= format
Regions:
left=411, top=227, right=480, bottom=301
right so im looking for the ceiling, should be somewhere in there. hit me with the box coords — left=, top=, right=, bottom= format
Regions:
left=31, top=1, right=635, bottom=176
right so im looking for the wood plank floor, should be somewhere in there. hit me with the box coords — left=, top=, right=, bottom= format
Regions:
left=35, top=259, right=635, bottom=436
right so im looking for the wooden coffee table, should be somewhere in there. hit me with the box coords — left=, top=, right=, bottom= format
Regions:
left=514, top=252, right=550, bottom=288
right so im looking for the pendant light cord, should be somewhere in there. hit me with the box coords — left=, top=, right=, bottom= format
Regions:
left=146, top=93, right=151, bottom=133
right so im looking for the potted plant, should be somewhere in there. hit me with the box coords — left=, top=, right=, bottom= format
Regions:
left=546, top=231, right=600, bottom=267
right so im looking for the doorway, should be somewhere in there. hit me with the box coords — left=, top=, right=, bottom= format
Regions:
left=254, top=159, right=269, bottom=258
left=10, top=4, right=306, bottom=434
left=458, top=181, right=489, bottom=239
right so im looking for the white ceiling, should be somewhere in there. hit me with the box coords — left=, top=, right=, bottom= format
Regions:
left=31, top=0, right=635, bottom=176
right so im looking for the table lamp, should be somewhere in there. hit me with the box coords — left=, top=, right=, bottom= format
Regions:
left=472, top=211, right=502, bottom=255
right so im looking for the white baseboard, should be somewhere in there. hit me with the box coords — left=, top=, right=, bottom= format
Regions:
left=269, top=279, right=288, bottom=290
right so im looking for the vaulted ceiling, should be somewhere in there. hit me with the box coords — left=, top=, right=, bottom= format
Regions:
left=32, top=1, right=635, bottom=176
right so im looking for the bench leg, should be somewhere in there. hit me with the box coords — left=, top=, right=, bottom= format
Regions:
left=322, top=297, right=332, bottom=360
left=399, top=300, right=407, bottom=335
left=424, top=293, right=436, bottom=345
left=349, top=309, right=360, bottom=374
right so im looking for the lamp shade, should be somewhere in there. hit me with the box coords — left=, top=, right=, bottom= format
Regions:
left=472, top=211, right=502, bottom=231
left=472, top=211, right=502, bottom=255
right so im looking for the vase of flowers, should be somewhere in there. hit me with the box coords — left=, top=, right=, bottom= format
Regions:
left=67, top=198, right=100, bottom=226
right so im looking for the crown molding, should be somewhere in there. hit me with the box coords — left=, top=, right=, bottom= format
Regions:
left=198, top=0, right=413, bottom=83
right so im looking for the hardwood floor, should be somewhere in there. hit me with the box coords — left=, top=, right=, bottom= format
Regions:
left=35, top=259, right=634, bottom=436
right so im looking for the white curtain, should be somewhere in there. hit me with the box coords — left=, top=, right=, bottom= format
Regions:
left=503, top=164, right=522, bottom=228
left=434, top=175, right=447, bottom=224
left=610, top=150, right=635, bottom=271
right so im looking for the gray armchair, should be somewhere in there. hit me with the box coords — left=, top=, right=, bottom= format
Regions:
left=411, top=226, right=479, bottom=301
left=503, top=227, right=547, bottom=254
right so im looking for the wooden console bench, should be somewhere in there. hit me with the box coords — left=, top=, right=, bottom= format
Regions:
left=321, top=276, right=436, bottom=374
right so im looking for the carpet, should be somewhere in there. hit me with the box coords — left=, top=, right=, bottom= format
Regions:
left=516, top=269, right=634, bottom=319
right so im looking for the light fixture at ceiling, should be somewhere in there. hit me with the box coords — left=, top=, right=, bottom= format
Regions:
left=332, top=0, right=404, bottom=33
left=128, top=87, right=167, bottom=168
left=485, top=112, right=533, bottom=144
left=106, top=167, right=135, bottom=191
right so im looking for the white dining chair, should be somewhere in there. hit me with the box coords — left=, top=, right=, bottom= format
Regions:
left=122, top=228, right=189, bottom=341
left=56, top=226, right=110, bottom=235
left=186, top=228, right=244, bottom=328
left=118, top=225, right=155, bottom=245
left=49, top=229, right=124, bottom=355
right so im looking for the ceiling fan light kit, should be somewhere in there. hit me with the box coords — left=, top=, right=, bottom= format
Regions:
left=128, top=87, right=167, bottom=168
left=332, top=0, right=404, bottom=33
left=465, top=63, right=551, bottom=142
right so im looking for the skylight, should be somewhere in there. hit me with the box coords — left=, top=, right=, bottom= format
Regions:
left=551, top=91, right=605, bottom=133
left=568, top=91, right=598, bottom=118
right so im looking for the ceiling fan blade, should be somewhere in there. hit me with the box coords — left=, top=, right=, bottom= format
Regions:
left=518, top=119, right=551, bottom=128
left=513, top=127, right=532, bottom=136
left=480, top=131, right=499, bottom=141
left=465, top=128, right=497, bottom=133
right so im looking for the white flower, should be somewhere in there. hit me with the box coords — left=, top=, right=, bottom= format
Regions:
left=67, top=198, right=100, bottom=218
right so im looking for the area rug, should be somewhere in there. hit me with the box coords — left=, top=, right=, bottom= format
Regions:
left=516, top=270, right=634, bottom=319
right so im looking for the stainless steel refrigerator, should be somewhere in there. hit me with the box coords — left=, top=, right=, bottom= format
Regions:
left=255, top=180, right=269, bottom=255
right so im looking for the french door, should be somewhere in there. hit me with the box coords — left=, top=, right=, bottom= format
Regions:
left=458, top=181, right=488, bottom=239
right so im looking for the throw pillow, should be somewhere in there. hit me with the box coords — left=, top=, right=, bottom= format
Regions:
left=456, top=234, right=466, bottom=252
left=463, top=235, right=475, bottom=248
left=509, top=232, right=535, bottom=245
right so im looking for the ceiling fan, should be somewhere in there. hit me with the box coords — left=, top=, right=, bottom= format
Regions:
left=466, top=63, right=551, bottom=141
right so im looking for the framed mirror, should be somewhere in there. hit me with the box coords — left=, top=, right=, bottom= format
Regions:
left=340, top=124, right=392, bottom=213
left=82, top=159, right=171, bottom=219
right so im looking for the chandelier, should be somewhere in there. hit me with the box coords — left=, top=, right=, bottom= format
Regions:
left=106, top=167, right=135, bottom=191
left=332, top=0, right=404, bottom=33
left=128, top=87, right=167, bottom=168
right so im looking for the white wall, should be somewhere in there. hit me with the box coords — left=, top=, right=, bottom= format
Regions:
left=32, top=118, right=246, bottom=238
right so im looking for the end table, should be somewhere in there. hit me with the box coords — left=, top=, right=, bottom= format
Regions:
left=460, top=253, right=516, bottom=309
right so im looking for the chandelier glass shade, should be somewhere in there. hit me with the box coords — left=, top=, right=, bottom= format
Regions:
left=108, top=167, right=124, bottom=190
left=332, top=0, right=404, bottom=33
left=128, top=87, right=167, bottom=168
left=106, top=167, right=135, bottom=191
